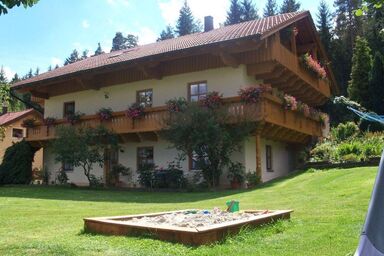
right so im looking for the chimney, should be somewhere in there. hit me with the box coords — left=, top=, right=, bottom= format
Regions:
left=204, top=16, right=214, bottom=32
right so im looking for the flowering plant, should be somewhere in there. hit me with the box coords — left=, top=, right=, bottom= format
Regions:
left=97, top=107, right=113, bottom=121
left=298, top=102, right=310, bottom=117
left=283, top=95, right=298, bottom=111
left=201, top=91, right=223, bottom=109
left=238, top=84, right=272, bottom=104
left=126, top=102, right=145, bottom=119
left=66, top=112, right=84, bottom=125
left=22, top=118, right=36, bottom=128
left=301, top=53, right=327, bottom=79
left=43, top=117, right=56, bottom=126
left=166, top=97, right=188, bottom=113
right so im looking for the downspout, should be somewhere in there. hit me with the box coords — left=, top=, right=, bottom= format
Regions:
left=10, top=90, right=44, bottom=114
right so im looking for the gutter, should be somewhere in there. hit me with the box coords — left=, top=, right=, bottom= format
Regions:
left=10, top=90, right=44, bottom=114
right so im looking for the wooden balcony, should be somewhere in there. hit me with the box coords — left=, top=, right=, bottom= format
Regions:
left=27, top=94, right=323, bottom=145
left=247, top=35, right=331, bottom=106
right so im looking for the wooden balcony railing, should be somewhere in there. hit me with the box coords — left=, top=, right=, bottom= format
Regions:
left=248, top=36, right=331, bottom=106
left=26, top=94, right=323, bottom=143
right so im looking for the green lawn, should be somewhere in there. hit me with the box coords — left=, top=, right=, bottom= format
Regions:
left=0, top=167, right=377, bottom=256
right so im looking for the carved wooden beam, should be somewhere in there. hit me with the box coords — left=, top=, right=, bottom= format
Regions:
left=30, top=90, right=49, bottom=99
left=137, top=65, right=162, bottom=80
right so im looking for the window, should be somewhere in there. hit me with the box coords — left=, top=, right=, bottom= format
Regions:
left=266, top=145, right=273, bottom=172
left=63, top=101, right=75, bottom=118
left=188, top=81, right=207, bottom=102
left=137, top=147, right=154, bottom=169
left=189, top=151, right=209, bottom=171
left=136, top=89, right=153, bottom=107
left=62, top=161, right=74, bottom=172
left=12, top=128, right=24, bottom=139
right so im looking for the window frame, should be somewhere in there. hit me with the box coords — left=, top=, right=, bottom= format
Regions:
left=187, top=81, right=207, bottom=102
left=63, top=101, right=75, bottom=118
left=12, top=128, right=24, bottom=139
left=136, top=89, right=153, bottom=107
left=62, top=161, right=74, bottom=172
left=137, top=146, right=154, bottom=169
left=266, top=145, right=273, bottom=172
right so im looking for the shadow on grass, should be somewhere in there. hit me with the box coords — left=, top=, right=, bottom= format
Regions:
left=0, top=169, right=310, bottom=204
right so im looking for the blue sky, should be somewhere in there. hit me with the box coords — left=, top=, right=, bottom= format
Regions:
left=0, top=0, right=334, bottom=80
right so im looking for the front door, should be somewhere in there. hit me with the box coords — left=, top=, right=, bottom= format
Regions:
left=104, top=148, right=119, bottom=186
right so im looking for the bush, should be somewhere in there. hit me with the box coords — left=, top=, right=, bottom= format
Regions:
left=245, top=171, right=260, bottom=187
left=89, top=175, right=103, bottom=188
left=331, top=122, right=359, bottom=142
left=0, top=140, right=37, bottom=184
left=137, top=163, right=187, bottom=189
left=56, top=169, right=69, bottom=185
left=137, top=163, right=155, bottom=188
left=227, top=162, right=246, bottom=183
left=310, top=141, right=333, bottom=162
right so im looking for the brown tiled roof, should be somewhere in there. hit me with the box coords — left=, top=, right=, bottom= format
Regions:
left=13, top=11, right=309, bottom=89
left=0, top=109, right=36, bottom=126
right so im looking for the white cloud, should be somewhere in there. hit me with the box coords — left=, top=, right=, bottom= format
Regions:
left=2, top=66, right=15, bottom=81
left=158, top=0, right=229, bottom=28
left=137, top=27, right=158, bottom=45
left=82, top=19, right=90, bottom=29
left=51, top=57, right=62, bottom=67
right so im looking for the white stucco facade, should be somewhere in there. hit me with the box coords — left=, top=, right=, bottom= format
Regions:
left=42, top=65, right=297, bottom=187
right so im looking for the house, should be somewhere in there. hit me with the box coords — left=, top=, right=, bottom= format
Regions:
left=12, top=11, right=337, bottom=187
left=0, top=108, right=43, bottom=172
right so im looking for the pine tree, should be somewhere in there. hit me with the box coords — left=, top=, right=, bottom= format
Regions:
left=64, top=49, right=80, bottom=65
left=368, top=52, right=384, bottom=114
left=348, top=37, right=373, bottom=109
left=94, top=43, right=104, bottom=56
left=125, top=34, right=138, bottom=48
left=34, top=67, right=39, bottom=76
left=111, top=33, right=138, bottom=51
left=27, top=68, right=33, bottom=78
left=54, top=64, right=59, bottom=69
left=316, top=0, right=333, bottom=54
left=241, top=0, right=258, bottom=21
left=10, top=73, right=20, bottom=84
left=263, top=0, right=278, bottom=17
left=225, top=0, right=243, bottom=25
left=0, top=66, right=7, bottom=83
left=47, top=65, right=52, bottom=71
left=176, top=0, right=201, bottom=36
left=81, top=50, right=88, bottom=60
left=111, top=32, right=126, bottom=52
left=157, top=25, right=175, bottom=42
left=280, top=0, right=301, bottom=14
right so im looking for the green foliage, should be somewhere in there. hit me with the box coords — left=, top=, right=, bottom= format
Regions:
left=331, top=122, right=359, bottom=142
left=0, top=0, right=38, bottom=15
left=157, top=25, right=175, bottom=42
left=136, top=163, right=155, bottom=188
left=111, top=32, right=138, bottom=52
left=348, top=37, right=373, bottom=109
left=51, top=125, right=118, bottom=187
left=368, top=52, right=384, bottom=114
left=263, top=0, right=278, bottom=17
left=109, top=164, right=131, bottom=185
left=41, top=167, right=50, bottom=185
left=0, top=140, right=36, bottom=184
left=227, top=162, right=246, bottom=183
left=245, top=171, right=260, bottom=187
left=89, top=175, right=103, bottom=188
left=316, top=0, right=333, bottom=54
left=56, top=169, right=69, bottom=185
left=175, top=1, right=201, bottom=36
left=225, top=0, right=259, bottom=25
left=94, top=42, right=104, bottom=56
left=311, top=126, right=384, bottom=163
left=64, top=49, right=80, bottom=66
left=280, top=0, right=301, bottom=14
left=161, top=99, right=255, bottom=188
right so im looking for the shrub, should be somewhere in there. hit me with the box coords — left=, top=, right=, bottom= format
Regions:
left=89, top=175, right=103, bottom=188
left=137, top=163, right=155, bottom=188
left=66, top=111, right=84, bottom=125
left=137, top=162, right=187, bottom=189
left=245, top=171, right=260, bottom=187
left=227, top=162, right=246, bottom=184
left=41, top=167, right=51, bottom=185
left=310, top=141, right=333, bottom=162
left=0, top=141, right=37, bottom=184
left=109, top=164, right=131, bottom=186
left=56, top=169, right=69, bottom=185
left=331, top=122, right=359, bottom=142
left=166, top=97, right=188, bottom=113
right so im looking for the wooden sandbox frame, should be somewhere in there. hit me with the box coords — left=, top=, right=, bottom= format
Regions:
left=84, top=209, right=293, bottom=245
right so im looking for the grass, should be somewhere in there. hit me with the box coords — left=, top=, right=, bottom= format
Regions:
left=0, top=167, right=377, bottom=256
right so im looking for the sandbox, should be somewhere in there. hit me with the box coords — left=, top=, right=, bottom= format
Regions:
left=84, top=209, right=293, bottom=245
